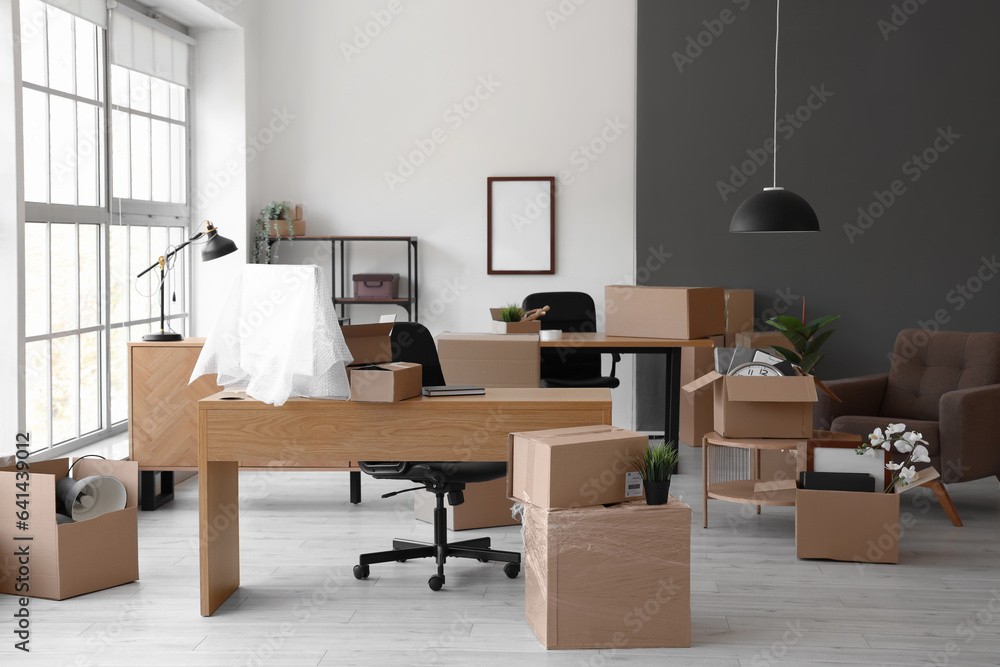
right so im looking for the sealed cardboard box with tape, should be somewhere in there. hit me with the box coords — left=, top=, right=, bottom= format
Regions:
left=523, top=499, right=692, bottom=649
left=507, top=425, right=648, bottom=508
left=605, top=286, right=725, bottom=340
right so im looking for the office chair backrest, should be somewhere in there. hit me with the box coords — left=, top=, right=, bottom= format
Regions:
left=390, top=321, right=447, bottom=387
left=881, top=329, right=1000, bottom=421
left=523, top=291, right=601, bottom=381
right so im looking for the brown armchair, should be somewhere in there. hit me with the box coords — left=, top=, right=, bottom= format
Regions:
left=815, top=329, right=1000, bottom=487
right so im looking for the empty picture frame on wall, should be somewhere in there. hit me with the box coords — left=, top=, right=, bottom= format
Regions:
left=487, top=176, right=555, bottom=275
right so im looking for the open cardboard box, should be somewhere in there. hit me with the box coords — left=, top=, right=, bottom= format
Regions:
left=490, top=308, right=542, bottom=334
left=342, top=322, right=422, bottom=402
left=682, top=370, right=838, bottom=439
left=605, top=286, right=725, bottom=340
left=507, top=425, right=647, bottom=509
left=735, top=331, right=789, bottom=352
left=414, top=476, right=519, bottom=530
left=437, top=333, right=540, bottom=388
left=724, top=289, right=755, bottom=347
left=680, top=334, right=725, bottom=447
left=796, top=467, right=941, bottom=564
left=0, top=458, right=139, bottom=600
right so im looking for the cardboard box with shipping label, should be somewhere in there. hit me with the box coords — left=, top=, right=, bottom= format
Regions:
left=605, top=286, right=725, bottom=340
left=0, top=458, right=139, bottom=600
left=682, top=371, right=829, bottom=439
left=414, top=476, right=519, bottom=531
left=507, top=425, right=648, bottom=508
left=523, top=499, right=691, bottom=649
left=796, top=467, right=940, bottom=564
left=490, top=308, right=542, bottom=334
left=436, top=333, right=540, bottom=388
left=343, top=322, right=422, bottom=402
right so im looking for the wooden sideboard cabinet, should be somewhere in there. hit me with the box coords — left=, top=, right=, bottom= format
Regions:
left=128, top=339, right=361, bottom=509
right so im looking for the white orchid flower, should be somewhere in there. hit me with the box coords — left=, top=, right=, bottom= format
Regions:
left=899, top=466, right=918, bottom=484
left=894, top=439, right=913, bottom=453
left=871, top=427, right=884, bottom=442
left=880, top=439, right=892, bottom=451
left=910, top=444, right=931, bottom=464
left=886, top=423, right=905, bottom=435
left=902, top=431, right=927, bottom=446
left=886, top=461, right=904, bottom=471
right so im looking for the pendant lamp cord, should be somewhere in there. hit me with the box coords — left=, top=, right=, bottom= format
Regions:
left=772, top=0, right=780, bottom=188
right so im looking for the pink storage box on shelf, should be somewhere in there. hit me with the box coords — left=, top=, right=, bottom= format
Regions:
left=352, top=274, right=400, bottom=299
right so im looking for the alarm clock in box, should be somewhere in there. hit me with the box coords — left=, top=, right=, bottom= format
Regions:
left=684, top=346, right=825, bottom=439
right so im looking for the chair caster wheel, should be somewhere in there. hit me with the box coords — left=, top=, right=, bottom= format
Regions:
left=504, top=563, right=520, bottom=579
left=478, top=558, right=489, bottom=563
left=397, top=559, right=407, bottom=563
left=354, top=564, right=369, bottom=580
left=428, top=575, right=445, bottom=591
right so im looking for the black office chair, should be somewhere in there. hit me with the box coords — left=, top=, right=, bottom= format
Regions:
left=353, top=322, right=521, bottom=591
left=522, top=291, right=621, bottom=389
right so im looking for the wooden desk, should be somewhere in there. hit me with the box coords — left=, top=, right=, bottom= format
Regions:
left=540, top=333, right=715, bottom=452
left=198, top=387, right=612, bottom=616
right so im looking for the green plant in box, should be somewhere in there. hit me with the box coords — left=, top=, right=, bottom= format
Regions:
left=252, top=200, right=295, bottom=264
left=500, top=303, right=524, bottom=322
left=765, top=314, right=840, bottom=375
left=631, top=440, right=678, bottom=505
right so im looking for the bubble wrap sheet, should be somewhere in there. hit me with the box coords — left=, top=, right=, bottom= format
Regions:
left=190, top=265, right=353, bottom=406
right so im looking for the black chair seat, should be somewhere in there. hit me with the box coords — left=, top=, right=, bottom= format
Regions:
left=359, top=461, right=507, bottom=484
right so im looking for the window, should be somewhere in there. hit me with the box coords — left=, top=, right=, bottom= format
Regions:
left=20, top=0, right=193, bottom=456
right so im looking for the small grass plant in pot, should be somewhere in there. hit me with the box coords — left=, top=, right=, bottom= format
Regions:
left=631, top=440, right=678, bottom=505
left=500, top=303, right=524, bottom=322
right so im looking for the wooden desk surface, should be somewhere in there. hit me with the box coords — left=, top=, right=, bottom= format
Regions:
left=198, top=387, right=612, bottom=615
left=538, top=332, right=715, bottom=348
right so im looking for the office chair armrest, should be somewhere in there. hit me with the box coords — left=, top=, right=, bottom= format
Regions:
left=813, top=373, right=889, bottom=431
left=939, top=383, right=1000, bottom=483
left=609, top=352, right=621, bottom=378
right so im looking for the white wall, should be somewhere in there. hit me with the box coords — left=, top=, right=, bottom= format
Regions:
left=234, top=0, right=639, bottom=426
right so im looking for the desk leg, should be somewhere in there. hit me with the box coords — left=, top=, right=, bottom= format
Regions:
left=702, top=437, right=709, bottom=528
left=663, top=348, right=681, bottom=473
left=200, top=460, right=240, bottom=616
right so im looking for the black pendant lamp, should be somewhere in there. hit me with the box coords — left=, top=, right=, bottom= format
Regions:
left=730, top=0, right=819, bottom=233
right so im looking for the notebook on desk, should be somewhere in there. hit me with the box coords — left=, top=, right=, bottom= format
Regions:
left=422, top=385, right=486, bottom=397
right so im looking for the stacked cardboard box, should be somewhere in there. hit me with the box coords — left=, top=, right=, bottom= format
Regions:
left=508, top=425, right=692, bottom=649
left=605, top=286, right=724, bottom=339
left=436, top=333, right=540, bottom=388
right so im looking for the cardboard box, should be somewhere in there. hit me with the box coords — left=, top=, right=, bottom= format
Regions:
left=760, top=448, right=800, bottom=483
left=507, top=425, right=648, bottom=508
left=605, top=286, right=725, bottom=340
left=437, top=333, right=540, bottom=388
left=414, top=476, right=519, bottom=531
left=267, top=219, right=306, bottom=237
left=735, top=331, right=789, bottom=353
left=682, top=372, right=824, bottom=439
left=796, top=467, right=940, bottom=564
left=523, top=499, right=691, bottom=649
left=724, top=289, right=755, bottom=346
left=679, top=334, right=725, bottom=447
left=343, top=322, right=422, bottom=402
left=0, top=458, right=139, bottom=600
left=490, top=308, right=542, bottom=334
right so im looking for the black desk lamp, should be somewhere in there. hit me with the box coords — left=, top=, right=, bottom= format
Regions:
left=136, top=220, right=238, bottom=342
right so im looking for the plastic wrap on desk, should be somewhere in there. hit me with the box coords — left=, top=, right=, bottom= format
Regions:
left=522, top=498, right=692, bottom=650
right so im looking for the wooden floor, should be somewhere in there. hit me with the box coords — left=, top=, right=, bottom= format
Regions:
left=5, top=445, right=1000, bottom=666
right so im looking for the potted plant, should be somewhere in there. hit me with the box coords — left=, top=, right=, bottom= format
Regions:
left=631, top=440, right=678, bottom=505
left=252, top=200, right=295, bottom=264
left=765, top=314, right=840, bottom=375
left=500, top=303, right=524, bottom=322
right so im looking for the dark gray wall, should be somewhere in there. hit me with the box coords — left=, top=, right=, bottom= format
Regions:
left=636, top=0, right=1000, bottom=429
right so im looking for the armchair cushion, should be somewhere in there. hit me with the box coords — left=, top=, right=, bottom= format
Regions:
left=881, top=330, right=1000, bottom=421
left=938, top=383, right=1000, bottom=483
left=813, top=374, right=888, bottom=432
